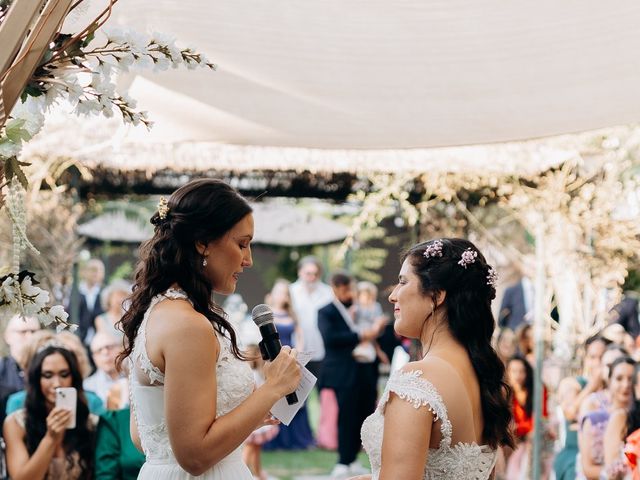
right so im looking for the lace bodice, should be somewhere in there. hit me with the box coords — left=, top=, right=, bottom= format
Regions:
left=129, top=288, right=255, bottom=463
left=361, top=369, right=497, bottom=480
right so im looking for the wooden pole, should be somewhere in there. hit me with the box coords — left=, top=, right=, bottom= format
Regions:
left=532, top=223, right=545, bottom=479
left=0, top=0, right=74, bottom=128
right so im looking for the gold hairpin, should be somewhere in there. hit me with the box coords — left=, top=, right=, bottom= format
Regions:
left=157, top=197, right=169, bottom=220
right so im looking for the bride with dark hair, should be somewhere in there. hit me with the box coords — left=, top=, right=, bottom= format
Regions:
left=354, top=238, right=514, bottom=480
left=117, top=178, right=301, bottom=479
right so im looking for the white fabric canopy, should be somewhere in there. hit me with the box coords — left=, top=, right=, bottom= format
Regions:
left=95, top=0, right=640, bottom=150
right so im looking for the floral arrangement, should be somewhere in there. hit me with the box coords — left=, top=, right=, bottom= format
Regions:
left=0, top=269, right=73, bottom=330
left=0, top=0, right=216, bottom=329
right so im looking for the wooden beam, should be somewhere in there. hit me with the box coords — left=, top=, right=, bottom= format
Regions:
left=0, top=0, right=74, bottom=128
left=0, top=0, right=47, bottom=74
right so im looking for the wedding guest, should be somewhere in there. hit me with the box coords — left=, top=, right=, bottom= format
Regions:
left=494, top=327, right=517, bottom=366
left=499, top=275, right=534, bottom=331
left=0, top=315, right=40, bottom=427
left=95, top=280, right=131, bottom=341
left=84, top=333, right=127, bottom=409
left=554, top=335, right=607, bottom=480
left=263, top=279, right=314, bottom=451
left=95, top=407, right=145, bottom=480
left=602, top=361, right=640, bottom=479
left=578, top=356, right=634, bottom=479
left=6, top=331, right=104, bottom=416
left=318, top=272, right=383, bottom=478
left=290, top=256, right=333, bottom=380
left=505, top=354, right=547, bottom=479
left=95, top=360, right=143, bottom=479
left=353, top=281, right=389, bottom=365
left=579, top=344, right=628, bottom=418
left=76, top=259, right=106, bottom=346
left=3, top=345, right=97, bottom=479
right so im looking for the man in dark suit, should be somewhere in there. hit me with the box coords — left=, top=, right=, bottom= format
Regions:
left=75, top=258, right=105, bottom=346
left=608, top=293, right=640, bottom=338
left=318, top=272, right=384, bottom=479
left=499, top=276, right=534, bottom=331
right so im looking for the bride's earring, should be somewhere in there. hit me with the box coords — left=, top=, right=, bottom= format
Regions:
left=202, top=254, right=208, bottom=267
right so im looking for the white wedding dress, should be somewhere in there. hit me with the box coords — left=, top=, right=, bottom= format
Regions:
left=361, top=369, right=498, bottom=480
left=130, top=288, right=255, bottom=479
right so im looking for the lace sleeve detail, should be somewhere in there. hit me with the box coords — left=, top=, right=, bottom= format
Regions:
left=381, top=369, right=453, bottom=448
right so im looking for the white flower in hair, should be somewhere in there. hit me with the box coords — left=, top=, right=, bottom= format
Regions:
left=423, top=240, right=444, bottom=259
left=486, top=267, right=498, bottom=287
left=458, top=248, right=478, bottom=268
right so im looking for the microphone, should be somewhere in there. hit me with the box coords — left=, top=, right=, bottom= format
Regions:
left=251, top=304, right=299, bottom=405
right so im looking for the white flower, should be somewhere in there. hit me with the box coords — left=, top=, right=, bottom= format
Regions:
left=37, top=311, right=54, bottom=326
left=44, top=82, right=66, bottom=107
left=1, top=277, right=17, bottom=303
left=20, top=275, right=39, bottom=296
left=104, top=26, right=127, bottom=45
left=132, top=54, right=154, bottom=71
left=49, top=305, right=69, bottom=322
left=127, top=30, right=150, bottom=56
left=151, top=31, right=176, bottom=46
left=153, top=56, right=171, bottom=72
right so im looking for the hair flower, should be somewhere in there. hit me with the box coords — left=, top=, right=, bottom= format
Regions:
left=423, top=240, right=444, bottom=259
left=458, top=248, right=478, bottom=268
left=486, top=267, right=498, bottom=287
left=157, top=196, right=169, bottom=220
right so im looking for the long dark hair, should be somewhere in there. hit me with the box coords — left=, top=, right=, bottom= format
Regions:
left=118, top=178, right=252, bottom=366
left=25, top=346, right=94, bottom=479
left=404, top=238, right=514, bottom=448
left=507, top=355, right=534, bottom=417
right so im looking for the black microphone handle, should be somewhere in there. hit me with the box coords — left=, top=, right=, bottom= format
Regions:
left=258, top=324, right=299, bottom=405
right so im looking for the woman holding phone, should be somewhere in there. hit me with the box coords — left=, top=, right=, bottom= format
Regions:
left=3, top=344, right=97, bottom=480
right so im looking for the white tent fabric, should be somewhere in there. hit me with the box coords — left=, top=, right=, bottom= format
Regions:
left=94, top=0, right=640, bottom=150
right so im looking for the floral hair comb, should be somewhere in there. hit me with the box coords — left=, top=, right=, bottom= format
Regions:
left=423, top=240, right=444, bottom=259
left=157, top=197, right=169, bottom=220
left=486, top=267, right=498, bottom=287
left=457, top=248, right=477, bottom=269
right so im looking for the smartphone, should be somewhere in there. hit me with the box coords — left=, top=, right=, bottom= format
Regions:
left=55, top=387, right=77, bottom=429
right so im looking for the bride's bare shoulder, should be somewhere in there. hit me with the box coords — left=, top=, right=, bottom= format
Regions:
left=148, top=298, right=215, bottom=338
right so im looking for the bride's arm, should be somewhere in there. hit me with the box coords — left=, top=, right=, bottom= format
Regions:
left=162, top=311, right=299, bottom=476
left=378, top=390, right=434, bottom=480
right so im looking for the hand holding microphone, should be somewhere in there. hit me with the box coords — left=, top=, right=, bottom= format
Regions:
left=252, top=304, right=301, bottom=405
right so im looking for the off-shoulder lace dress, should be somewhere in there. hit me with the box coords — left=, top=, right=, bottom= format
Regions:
left=361, top=369, right=497, bottom=479
left=129, top=288, right=255, bottom=479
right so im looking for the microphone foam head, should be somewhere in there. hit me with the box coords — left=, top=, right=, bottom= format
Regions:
left=251, top=304, right=273, bottom=326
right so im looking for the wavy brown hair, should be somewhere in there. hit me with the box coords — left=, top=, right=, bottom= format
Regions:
left=404, top=238, right=515, bottom=449
left=117, top=178, right=252, bottom=367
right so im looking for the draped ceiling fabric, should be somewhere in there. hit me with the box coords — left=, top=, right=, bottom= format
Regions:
left=36, top=1, right=640, bottom=173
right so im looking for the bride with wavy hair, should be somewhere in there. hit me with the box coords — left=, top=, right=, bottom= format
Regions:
left=353, top=238, right=514, bottom=480
left=117, top=179, right=301, bottom=479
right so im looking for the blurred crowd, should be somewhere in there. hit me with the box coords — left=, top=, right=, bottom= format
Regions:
left=0, top=255, right=639, bottom=480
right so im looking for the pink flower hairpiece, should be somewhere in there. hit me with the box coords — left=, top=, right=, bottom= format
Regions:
left=458, top=248, right=477, bottom=269
left=423, top=240, right=444, bottom=259
left=486, top=267, right=498, bottom=287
